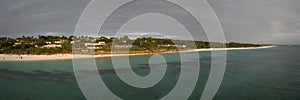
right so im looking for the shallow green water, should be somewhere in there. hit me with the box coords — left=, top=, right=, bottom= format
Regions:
left=0, top=45, right=299, bottom=100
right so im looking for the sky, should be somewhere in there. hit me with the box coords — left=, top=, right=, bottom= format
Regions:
left=0, top=0, right=299, bottom=44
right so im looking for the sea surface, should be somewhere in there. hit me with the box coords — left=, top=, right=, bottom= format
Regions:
left=0, top=45, right=299, bottom=100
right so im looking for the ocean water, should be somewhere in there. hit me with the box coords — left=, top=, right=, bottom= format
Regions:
left=0, top=45, right=299, bottom=100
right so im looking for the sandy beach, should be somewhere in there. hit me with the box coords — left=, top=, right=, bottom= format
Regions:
left=0, top=46, right=276, bottom=61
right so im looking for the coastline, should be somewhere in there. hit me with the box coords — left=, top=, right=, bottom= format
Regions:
left=0, top=46, right=276, bottom=61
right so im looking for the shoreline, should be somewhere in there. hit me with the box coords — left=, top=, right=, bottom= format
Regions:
left=0, top=46, right=276, bottom=61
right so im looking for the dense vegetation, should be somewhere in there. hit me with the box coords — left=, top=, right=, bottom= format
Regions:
left=0, top=36, right=263, bottom=55
left=0, top=36, right=72, bottom=55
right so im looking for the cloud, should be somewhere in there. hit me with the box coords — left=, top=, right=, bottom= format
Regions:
left=0, top=0, right=89, bottom=36
left=116, top=32, right=185, bottom=39
left=0, top=0, right=299, bottom=44
left=10, top=0, right=32, bottom=9
left=208, top=0, right=300, bottom=44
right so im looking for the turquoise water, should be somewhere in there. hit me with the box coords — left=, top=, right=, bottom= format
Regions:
left=0, top=46, right=299, bottom=100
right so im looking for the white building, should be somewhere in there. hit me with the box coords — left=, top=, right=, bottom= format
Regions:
left=41, top=44, right=62, bottom=48
left=158, top=44, right=187, bottom=48
left=85, top=42, right=106, bottom=49
left=113, top=44, right=132, bottom=48
left=54, top=41, right=62, bottom=44
left=13, top=42, right=22, bottom=46
left=45, top=41, right=51, bottom=44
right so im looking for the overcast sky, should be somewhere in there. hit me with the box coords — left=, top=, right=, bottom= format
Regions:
left=0, top=0, right=299, bottom=44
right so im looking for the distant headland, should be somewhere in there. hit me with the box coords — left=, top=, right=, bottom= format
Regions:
left=0, top=35, right=275, bottom=61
